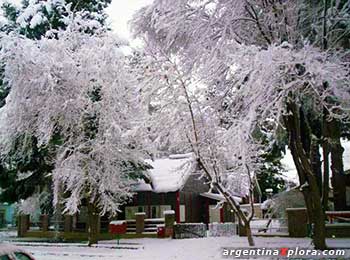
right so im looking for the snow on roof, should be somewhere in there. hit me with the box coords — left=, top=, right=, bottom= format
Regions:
left=109, top=220, right=126, bottom=225
left=281, top=139, right=350, bottom=185
left=200, top=192, right=242, bottom=204
left=134, top=153, right=195, bottom=193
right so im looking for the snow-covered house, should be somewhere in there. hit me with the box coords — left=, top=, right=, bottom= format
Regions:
left=119, top=154, right=237, bottom=224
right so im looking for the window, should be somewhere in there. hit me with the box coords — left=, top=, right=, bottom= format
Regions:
left=0, top=255, right=11, bottom=260
left=180, top=205, right=186, bottom=222
left=14, top=252, right=32, bottom=260
left=125, top=206, right=145, bottom=219
left=159, top=205, right=171, bottom=217
left=151, top=206, right=157, bottom=218
left=209, top=205, right=221, bottom=223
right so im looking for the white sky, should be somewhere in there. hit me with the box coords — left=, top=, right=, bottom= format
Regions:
left=106, top=0, right=152, bottom=40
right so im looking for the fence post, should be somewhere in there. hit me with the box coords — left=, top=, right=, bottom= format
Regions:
left=18, top=215, right=30, bottom=237
left=135, top=212, right=146, bottom=234
left=41, top=214, right=49, bottom=232
left=286, top=208, right=308, bottom=237
left=164, top=210, right=175, bottom=238
left=64, top=215, right=72, bottom=233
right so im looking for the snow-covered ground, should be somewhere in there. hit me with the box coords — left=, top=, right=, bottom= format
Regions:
left=2, top=236, right=349, bottom=260
left=0, top=230, right=17, bottom=241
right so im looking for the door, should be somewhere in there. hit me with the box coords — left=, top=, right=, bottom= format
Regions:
left=0, top=211, right=5, bottom=228
left=209, top=205, right=221, bottom=223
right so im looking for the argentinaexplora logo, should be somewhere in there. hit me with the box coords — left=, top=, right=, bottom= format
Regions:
left=222, top=247, right=346, bottom=258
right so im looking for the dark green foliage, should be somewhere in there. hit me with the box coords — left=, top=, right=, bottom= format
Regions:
left=299, top=0, right=350, bottom=48
left=1, top=0, right=112, bottom=39
left=66, top=0, right=111, bottom=12
left=257, top=167, right=286, bottom=201
left=0, top=54, right=9, bottom=109
left=122, top=160, right=152, bottom=181
left=0, top=133, right=62, bottom=204
left=0, top=2, right=19, bottom=33
left=252, top=124, right=288, bottom=200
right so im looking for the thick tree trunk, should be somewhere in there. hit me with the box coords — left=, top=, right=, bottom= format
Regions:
left=310, top=138, right=322, bottom=196
left=322, top=143, right=330, bottom=211
left=310, top=137, right=326, bottom=248
left=87, top=201, right=99, bottom=246
left=322, top=109, right=330, bottom=210
left=328, top=120, right=346, bottom=210
left=245, top=222, right=255, bottom=246
left=284, top=100, right=327, bottom=250
left=312, top=192, right=327, bottom=249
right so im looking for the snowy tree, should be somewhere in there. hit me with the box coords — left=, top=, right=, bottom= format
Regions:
left=131, top=46, right=263, bottom=246
left=0, top=18, right=145, bottom=245
left=1, top=0, right=111, bottom=39
left=132, top=0, right=350, bottom=249
left=0, top=0, right=113, bottom=220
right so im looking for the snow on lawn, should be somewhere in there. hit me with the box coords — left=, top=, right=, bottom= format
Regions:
left=0, top=231, right=17, bottom=241
left=8, top=237, right=350, bottom=260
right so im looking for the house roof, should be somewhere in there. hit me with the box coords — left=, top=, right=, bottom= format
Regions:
left=200, top=192, right=242, bottom=203
left=133, top=153, right=195, bottom=193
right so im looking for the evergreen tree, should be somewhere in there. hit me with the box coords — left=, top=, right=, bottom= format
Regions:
left=0, top=0, right=112, bottom=206
left=1, top=0, right=112, bottom=39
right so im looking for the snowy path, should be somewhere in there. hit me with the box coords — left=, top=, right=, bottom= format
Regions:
left=0, top=231, right=17, bottom=241
left=4, top=236, right=350, bottom=260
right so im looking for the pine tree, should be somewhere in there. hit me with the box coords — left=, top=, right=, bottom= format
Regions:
left=0, top=0, right=113, bottom=213
left=1, top=0, right=112, bottom=39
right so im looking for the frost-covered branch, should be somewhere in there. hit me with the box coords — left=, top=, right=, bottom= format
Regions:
left=0, top=21, right=144, bottom=216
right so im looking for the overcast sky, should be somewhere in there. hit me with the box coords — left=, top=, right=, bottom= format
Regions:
left=106, top=0, right=152, bottom=40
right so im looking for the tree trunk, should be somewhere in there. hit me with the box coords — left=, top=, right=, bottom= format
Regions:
left=322, top=109, right=330, bottom=210
left=310, top=137, right=326, bottom=248
left=310, top=137, right=322, bottom=196
left=87, top=201, right=99, bottom=246
left=312, top=191, right=327, bottom=250
left=328, top=119, right=346, bottom=210
left=202, top=172, right=255, bottom=246
left=221, top=187, right=255, bottom=246
left=284, top=100, right=327, bottom=250
left=245, top=222, right=255, bottom=246
left=322, top=143, right=330, bottom=210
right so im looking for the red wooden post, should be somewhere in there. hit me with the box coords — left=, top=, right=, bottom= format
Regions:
left=220, top=207, right=224, bottom=223
left=189, top=194, right=192, bottom=222
left=183, top=193, right=186, bottom=222
left=175, top=191, right=180, bottom=223
left=147, top=192, right=151, bottom=218
left=206, top=198, right=209, bottom=224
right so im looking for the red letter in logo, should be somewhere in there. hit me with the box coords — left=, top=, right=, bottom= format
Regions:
left=280, top=248, right=288, bottom=256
